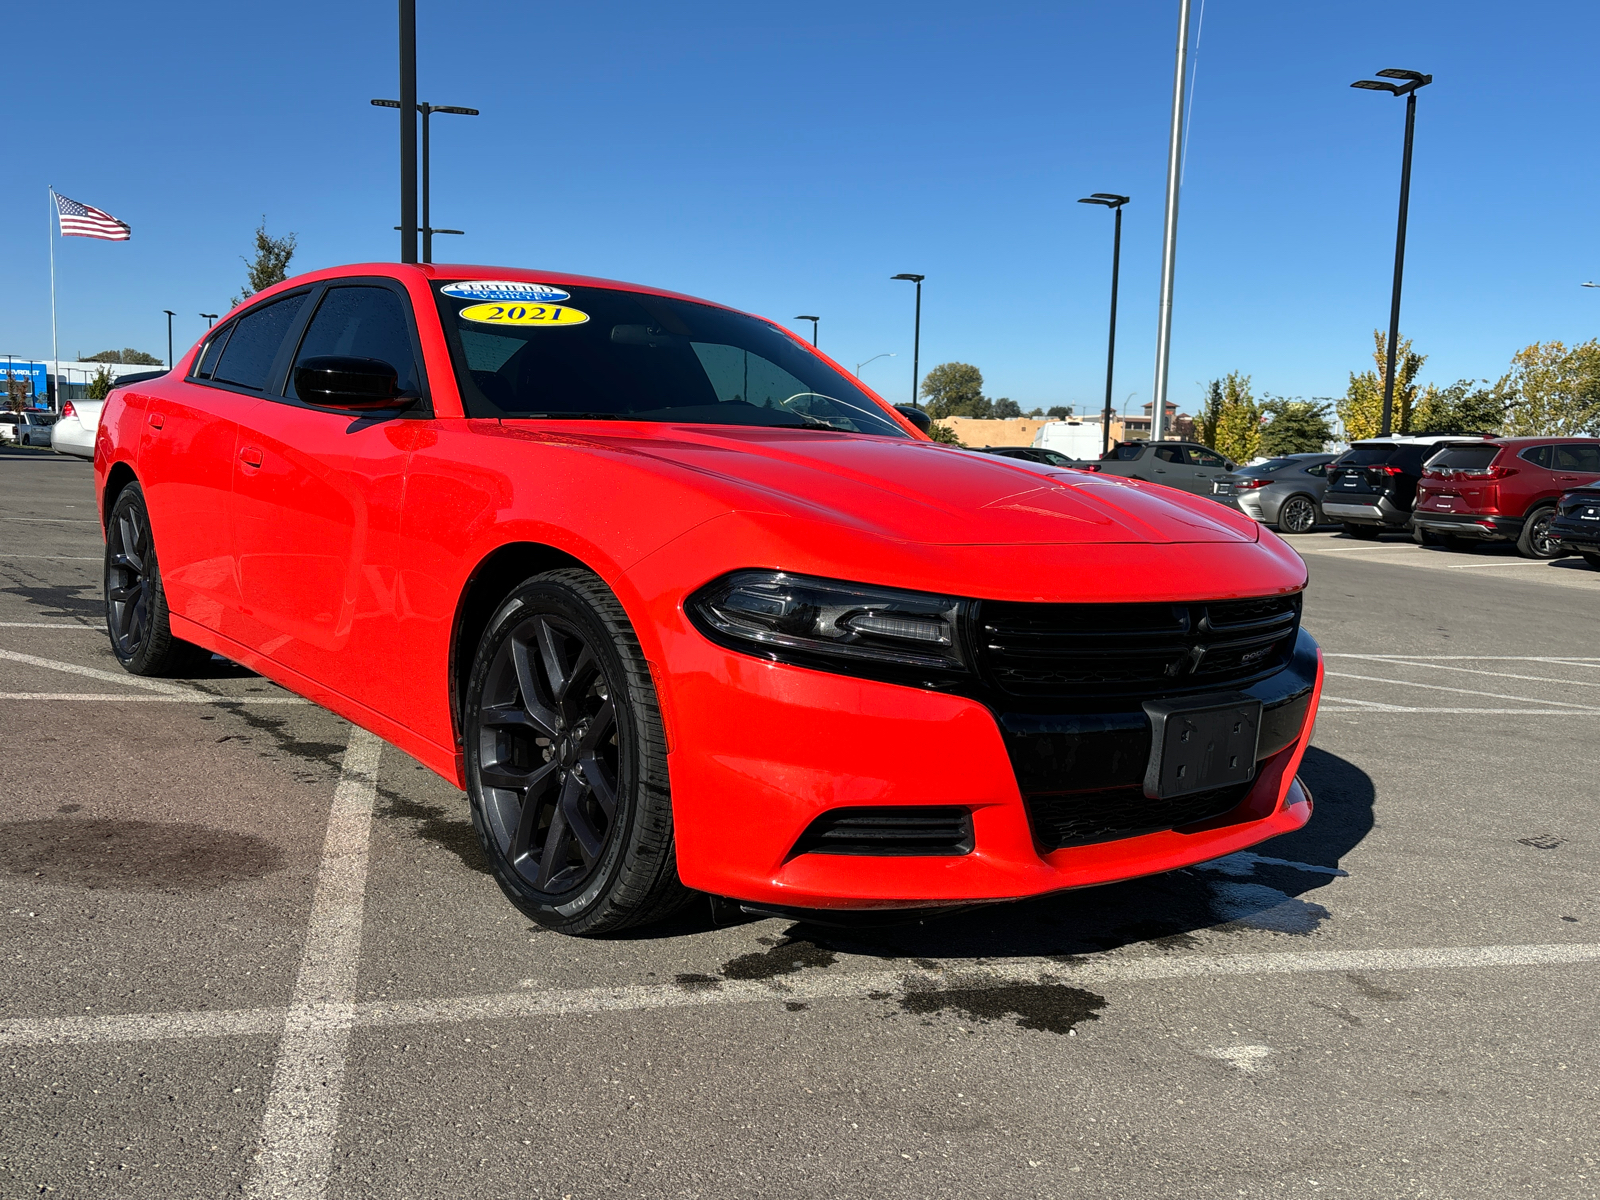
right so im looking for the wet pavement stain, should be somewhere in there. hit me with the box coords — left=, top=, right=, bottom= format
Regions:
left=720, top=937, right=837, bottom=981
left=785, top=1001, right=810, bottom=1012
left=1346, top=973, right=1407, bottom=1002
left=898, top=982, right=1106, bottom=1035
left=0, top=818, right=286, bottom=892
left=375, top=787, right=491, bottom=874
left=219, top=708, right=348, bottom=776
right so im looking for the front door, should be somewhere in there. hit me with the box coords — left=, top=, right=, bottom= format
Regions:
left=229, top=282, right=426, bottom=715
left=1148, top=444, right=1198, bottom=492
left=1188, top=447, right=1232, bottom=495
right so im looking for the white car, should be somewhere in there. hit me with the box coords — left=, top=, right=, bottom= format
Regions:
left=50, top=399, right=103, bottom=459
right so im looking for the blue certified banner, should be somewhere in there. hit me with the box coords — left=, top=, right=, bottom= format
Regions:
left=440, top=280, right=571, bottom=303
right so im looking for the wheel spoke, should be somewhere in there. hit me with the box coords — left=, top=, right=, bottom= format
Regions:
left=534, top=795, right=576, bottom=889
left=510, top=637, right=564, bottom=736
left=508, top=764, right=560, bottom=857
left=558, top=644, right=597, bottom=705
left=481, top=701, right=560, bottom=743
left=576, top=699, right=614, bottom=755
left=577, top=753, right=617, bottom=820
left=117, top=516, right=145, bottom=574
left=533, top=617, right=570, bottom=701
left=480, top=756, right=558, bottom=796
left=559, top=774, right=605, bottom=865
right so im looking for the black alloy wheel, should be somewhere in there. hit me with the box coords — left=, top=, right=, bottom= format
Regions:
left=464, top=569, right=691, bottom=935
left=104, top=483, right=211, bottom=677
left=1516, top=507, right=1561, bottom=560
left=1277, top=495, right=1318, bottom=535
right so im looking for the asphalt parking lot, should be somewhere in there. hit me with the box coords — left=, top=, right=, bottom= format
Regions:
left=2, top=450, right=1598, bottom=1200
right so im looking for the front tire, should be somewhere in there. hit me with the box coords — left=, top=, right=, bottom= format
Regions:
left=463, top=569, right=692, bottom=936
left=1276, top=495, right=1318, bottom=534
left=104, top=483, right=212, bottom=677
left=1516, top=507, right=1560, bottom=559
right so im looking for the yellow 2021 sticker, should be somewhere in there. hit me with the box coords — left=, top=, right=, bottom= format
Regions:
left=459, top=302, right=590, bottom=327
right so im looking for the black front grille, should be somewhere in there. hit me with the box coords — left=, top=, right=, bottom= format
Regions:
left=977, top=593, right=1301, bottom=699
left=789, top=806, right=974, bottom=858
left=1024, top=781, right=1253, bottom=851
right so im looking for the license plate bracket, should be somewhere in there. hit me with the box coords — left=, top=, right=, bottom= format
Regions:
left=1142, top=693, right=1262, bottom=800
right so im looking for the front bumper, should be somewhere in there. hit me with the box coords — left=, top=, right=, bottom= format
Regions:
left=1322, top=495, right=1409, bottom=527
left=661, top=626, right=1323, bottom=911
left=1410, top=510, right=1522, bottom=541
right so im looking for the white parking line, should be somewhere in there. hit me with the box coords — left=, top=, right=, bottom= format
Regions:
left=0, top=647, right=198, bottom=696
left=0, top=692, right=308, bottom=704
left=1326, top=658, right=1600, bottom=689
left=1327, top=655, right=1600, bottom=663
left=0, top=554, right=101, bottom=560
left=1, top=516, right=101, bottom=525
left=0, top=622, right=101, bottom=629
left=1320, top=704, right=1591, bottom=715
left=1324, top=670, right=1600, bottom=712
left=247, top=727, right=383, bottom=1200
left=4, top=940, right=1599, bottom=1050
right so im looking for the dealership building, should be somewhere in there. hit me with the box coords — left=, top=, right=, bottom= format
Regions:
left=2, top=360, right=168, bottom=408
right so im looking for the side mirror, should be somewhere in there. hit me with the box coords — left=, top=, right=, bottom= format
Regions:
left=294, top=356, right=411, bottom=410
left=895, top=405, right=932, bottom=434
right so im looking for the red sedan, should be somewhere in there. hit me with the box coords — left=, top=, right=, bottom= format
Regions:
left=95, top=264, right=1322, bottom=935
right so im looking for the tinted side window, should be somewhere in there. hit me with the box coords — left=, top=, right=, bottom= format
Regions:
left=1519, top=445, right=1552, bottom=468
left=1108, top=444, right=1143, bottom=460
left=289, top=286, right=421, bottom=399
left=1304, top=462, right=1328, bottom=477
left=1191, top=448, right=1227, bottom=468
left=212, top=294, right=308, bottom=390
left=192, top=325, right=234, bottom=379
left=1554, top=444, right=1600, bottom=472
left=1154, top=445, right=1186, bottom=464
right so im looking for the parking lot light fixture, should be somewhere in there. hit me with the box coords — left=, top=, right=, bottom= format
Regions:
left=374, top=98, right=479, bottom=263
left=200, top=313, right=218, bottom=328
left=891, top=274, right=925, bottom=407
left=1351, top=67, right=1433, bottom=437
left=855, top=352, right=895, bottom=378
left=1583, top=282, right=1598, bottom=289
left=794, top=316, right=820, bottom=347
left=1078, top=193, right=1130, bottom=456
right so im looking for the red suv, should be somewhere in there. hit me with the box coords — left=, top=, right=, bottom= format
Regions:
left=1413, top=437, right=1600, bottom=557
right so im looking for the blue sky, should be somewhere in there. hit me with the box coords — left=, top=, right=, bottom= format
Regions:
left=8, top=1, right=1598, bottom=414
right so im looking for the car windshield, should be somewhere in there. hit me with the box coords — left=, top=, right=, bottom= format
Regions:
left=1339, top=445, right=1398, bottom=466
left=433, top=281, right=908, bottom=437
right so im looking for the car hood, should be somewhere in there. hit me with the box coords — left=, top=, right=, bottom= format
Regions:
left=538, top=424, right=1260, bottom=546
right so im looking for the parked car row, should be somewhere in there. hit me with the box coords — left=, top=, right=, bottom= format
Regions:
left=0, top=411, right=57, bottom=448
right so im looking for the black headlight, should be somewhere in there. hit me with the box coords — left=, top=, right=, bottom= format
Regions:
left=687, top=571, right=971, bottom=676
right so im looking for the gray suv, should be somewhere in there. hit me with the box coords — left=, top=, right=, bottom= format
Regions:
left=1092, top=440, right=1238, bottom=495
left=1212, top=453, right=1337, bottom=534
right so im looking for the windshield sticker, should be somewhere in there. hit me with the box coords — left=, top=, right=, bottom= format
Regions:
left=459, top=302, right=590, bottom=327
left=440, top=280, right=571, bottom=303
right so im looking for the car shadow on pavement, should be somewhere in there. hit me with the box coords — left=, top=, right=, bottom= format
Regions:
left=743, top=746, right=1376, bottom=961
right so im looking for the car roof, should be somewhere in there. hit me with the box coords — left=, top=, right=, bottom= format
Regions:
left=1351, top=435, right=1491, bottom=446
left=1488, top=435, right=1600, bottom=446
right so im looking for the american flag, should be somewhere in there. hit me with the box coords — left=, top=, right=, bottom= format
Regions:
left=54, top=192, right=131, bottom=241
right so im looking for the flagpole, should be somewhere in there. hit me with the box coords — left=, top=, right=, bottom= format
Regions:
left=48, top=186, right=59, bottom=412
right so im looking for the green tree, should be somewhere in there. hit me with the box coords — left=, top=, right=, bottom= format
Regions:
left=1193, top=379, right=1225, bottom=450
left=233, top=218, right=298, bottom=305
left=926, top=422, right=965, bottom=446
left=87, top=365, right=117, bottom=400
left=920, top=362, right=990, bottom=419
left=1498, top=341, right=1600, bottom=436
left=1045, top=405, right=1070, bottom=420
left=83, top=348, right=162, bottom=365
left=5, top=373, right=33, bottom=413
left=1258, top=398, right=1334, bottom=455
left=1027, top=407, right=1045, bottom=417
left=991, top=397, right=1022, bottom=419
left=1410, top=378, right=1506, bottom=435
left=1339, top=330, right=1426, bottom=439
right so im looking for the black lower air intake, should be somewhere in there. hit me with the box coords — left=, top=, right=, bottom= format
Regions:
left=789, top=806, right=974, bottom=858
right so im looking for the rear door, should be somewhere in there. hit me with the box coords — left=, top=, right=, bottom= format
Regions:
left=1551, top=443, right=1600, bottom=498
left=1148, top=444, right=1199, bottom=491
left=138, top=291, right=311, bottom=633
left=229, top=280, right=425, bottom=714
left=1188, top=446, right=1232, bottom=495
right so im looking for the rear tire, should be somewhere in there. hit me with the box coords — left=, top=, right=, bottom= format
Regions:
left=463, top=569, right=694, bottom=936
left=1516, top=506, right=1560, bottom=559
left=1343, top=522, right=1381, bottom=540
left=104, top=483, right=213, bottom=677
left=1277, top=495, right=1318, bottom=534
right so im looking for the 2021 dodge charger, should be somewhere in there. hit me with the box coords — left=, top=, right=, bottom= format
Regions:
left=95, top=263, right=1323, bottom=935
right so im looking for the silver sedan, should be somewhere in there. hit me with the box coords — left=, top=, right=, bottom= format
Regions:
left=1211, top=453, right=1337, bottom=534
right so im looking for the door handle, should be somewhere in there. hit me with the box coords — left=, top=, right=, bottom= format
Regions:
left=147, top=412, right=165, bottom=430
left=239, top=446, right=264, bottom=468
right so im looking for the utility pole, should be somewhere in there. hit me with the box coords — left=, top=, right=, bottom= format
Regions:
left=1078, top=194, right=1129, bottom=455
left=1151, top=0, right=1192, bottom=444
left=891, top=274, right=925, bottom=407
left=398, top=0, right=417, bottom=264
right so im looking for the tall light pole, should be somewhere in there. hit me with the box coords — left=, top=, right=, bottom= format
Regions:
left=397, top=0, right=417, bottom=264
left=200, top=312, right=218, bottom=328
left=1151, top=0, right=1193, bottom=445
left=374, top=99, right=479, bottom=262
left=1352, top=68, right=1433, bottom=437
left=794, top=315, right=819, bottom=347
left=891, top=274, right=924, bottom=407
left=1078, top=193, right=1129, bottom=455
left=855, top=353, right=895, bottom=378
left=163, top=310, right=175, bottom=370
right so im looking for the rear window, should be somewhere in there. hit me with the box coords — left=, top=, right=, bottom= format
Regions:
left=1427, top=445, right=1498, bottom=471
left=1339, top=445, right=1397, bottom=466
left=1243, top=457, right=1303, bottom=474
left=1104, top=444, right=1144, bottom=460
